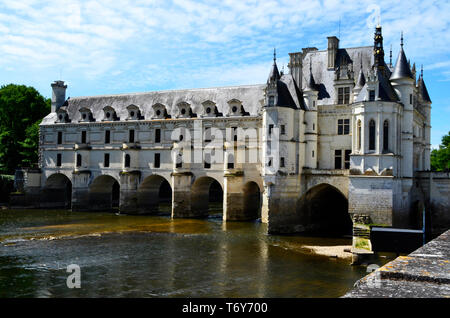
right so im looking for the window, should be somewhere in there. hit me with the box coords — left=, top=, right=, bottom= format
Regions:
left=81, top=131, right=87, bottom=144
left=268, top=124, right=274, bottom=135
left=344, top=150, right=351, bottom=169
left=227, top=154, right=234, bottom=169
left=312, top=123, right=315, bottom=131
left=338, top=119, right=350, bottom=135
left=369, top=120, right=376, bottom=151
left=104, top=153, right=110, bottom=167
left=232, top=127, right=237, bottom=142
left=76, top=154, right=82, bottom=167
left=410, top=94, right=413, bottom=105
left=357, top=120, right=362, bottom=151
left=204, top=127, right=211, bottom=143
left=281, top=125, right=286, bottom=135
left=383, top=120, right=389, bottom=152
left=268, top=96, right=274, bottom=106
left=57, top=154, right=62, bottom=167
left=129, top=129, right=135, bottom=143
left=369, top=90, right=375, bottom=101
left=312, top=150, right=315, bottom=158
left=154, top=153, right=160, bottom=168
left=105, top=130, right=110, bottom=144
left=334, top=150, right=342, bottom=169
left=155, top=129, right=161, bottom=143
left=204, top=153, right=211, bottom=169
left=338, top=87, right=350, bottom=104
left=57, top=132, right=62, bottom=145
left=280, top=157, right=285, bottom=168
left=124, top=154, right=130, bottom=168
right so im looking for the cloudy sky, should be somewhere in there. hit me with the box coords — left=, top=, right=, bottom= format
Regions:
left=0, top=0, right=449, bottom=146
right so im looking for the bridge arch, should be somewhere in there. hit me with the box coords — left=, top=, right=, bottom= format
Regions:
left=296, top=183, right=352, bottom=236
left=242, top=181, right=261, bottom=220
left=89, top=175, right=120, bottom=211
left=137, top=174, right=172, bottom=215
left=191, top=176, right=223, bottom=217
left=42, top=173, right=72, bottom=209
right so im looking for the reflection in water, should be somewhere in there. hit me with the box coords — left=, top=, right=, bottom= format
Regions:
left=0, top=209, right=392, bottom=298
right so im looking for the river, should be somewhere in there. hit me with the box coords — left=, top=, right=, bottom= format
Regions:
left=0, top=208, right=393, bottom=297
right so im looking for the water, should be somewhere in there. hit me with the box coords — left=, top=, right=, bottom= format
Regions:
left=0, top=208, right=391, bottom=298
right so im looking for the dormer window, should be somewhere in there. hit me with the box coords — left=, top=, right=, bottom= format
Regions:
left=369, top=90, right=376, bottom=101
left=152, top=103, right=170, bottom=119
left=55, top=109, right=70, bottom=123
left=201, top=101, right=221, bottom=118
left=126, top=104, right=142, bottom=120
left=227, top=99, right=248, bottom=116
left=176, top=102, right=195, bottom=118
left=268, top=96, right=275, bottom=106
left=78, top=107, right=94, bottom=122
left=102, top=106, right=118, bottom=121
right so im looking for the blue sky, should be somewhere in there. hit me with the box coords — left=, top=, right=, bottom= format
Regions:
left=0, top=0, right=449, bottom=147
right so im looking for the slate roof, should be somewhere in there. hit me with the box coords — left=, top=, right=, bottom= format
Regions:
left=390, top=47, right=413, bottom=80
left=303, top=46, right=373, bottom=105
left=418, top=76, right=432, bottom=103
left=41, top=85, right=267, bottom=125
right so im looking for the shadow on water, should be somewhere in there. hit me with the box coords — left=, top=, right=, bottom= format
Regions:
left=0, top=209, right=394, bottom=298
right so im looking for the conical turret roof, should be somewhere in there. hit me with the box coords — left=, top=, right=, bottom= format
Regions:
left=390, top=43, right=413, bottom=80
left=418, top=74, right=431, bottom=103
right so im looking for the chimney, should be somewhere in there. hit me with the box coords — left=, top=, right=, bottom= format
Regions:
left=51, top=80, right=67, bottom=113
left=327, top=36, right=339, bottom=69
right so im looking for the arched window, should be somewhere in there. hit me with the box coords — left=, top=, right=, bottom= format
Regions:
left=124, top=154, right=131, bottom=168
left=357, top=120, right=362, bottom=151
left=369, top=119, right=376, bottom=151
left=383, top=120, right=389, bottom=152
left=76, top=154, right=82, bottom=167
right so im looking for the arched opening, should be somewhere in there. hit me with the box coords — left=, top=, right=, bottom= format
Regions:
left=369, top=119, right=376, bottom=151
left=243, top=181, right=261, bottom=220
left=89, top=175, right=120, bottom=212
left=43, top=173, right=72, bottom=209
left=296, top=184, right=352, bottom=236
left=137, top=175, right=172, bottom=215
left=191, top=177, right=223, bottom=218
left=357, top=120, right=362, bottom=151
left=124, top=154, right=131, bottom=168
left=383, top=120, right=389, bottom=152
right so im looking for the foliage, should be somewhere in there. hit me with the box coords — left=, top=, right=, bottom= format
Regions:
left=18, top=119, right=42, bottom=167
left=0, top=84, right=50, bottom=174
left=431, top=131, right=450, bottom=171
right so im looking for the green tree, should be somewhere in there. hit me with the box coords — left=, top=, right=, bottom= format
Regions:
left=0, top=84, right=50, bottom=174
left=430, top=131, right=450, bottom=171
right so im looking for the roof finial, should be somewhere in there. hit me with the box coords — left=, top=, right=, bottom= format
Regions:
left=421, top=64, right=423, bottom=78
left=390, top=44, right=392, bottom=67
left=273, top=48, right=276, bottom=63
left=400, top=31, right=404, bottom=48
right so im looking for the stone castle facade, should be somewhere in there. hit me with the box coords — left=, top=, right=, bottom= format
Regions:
left=18, top=25, right=435, bottom=235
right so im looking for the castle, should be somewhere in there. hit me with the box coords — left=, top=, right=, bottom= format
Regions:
left=16, top=25, right=437, bottom=235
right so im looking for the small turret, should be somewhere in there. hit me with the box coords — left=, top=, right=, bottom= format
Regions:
left=51, top=80, right=67, bottom=113
left=353, top=56, right=366, bottom=99
left=418, top=65, right=431, bottom=103
left=390, top=33, right=414, bottom=81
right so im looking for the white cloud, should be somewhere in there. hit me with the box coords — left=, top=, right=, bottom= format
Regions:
left=0, top=0, right=449, bottom=95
